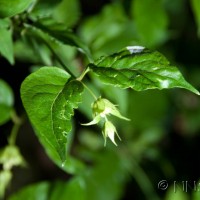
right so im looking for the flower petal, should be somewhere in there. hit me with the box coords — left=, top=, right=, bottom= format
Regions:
left=81, top=115, right=101, bottom=126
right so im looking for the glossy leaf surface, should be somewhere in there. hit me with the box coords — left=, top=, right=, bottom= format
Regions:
left=89, top=47, right=199, bottom=95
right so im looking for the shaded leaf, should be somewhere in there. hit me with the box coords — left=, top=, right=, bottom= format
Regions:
left=191, top=0, right=200, bottom=36
left=53, top=0, right=80, bottom=28
left=21, top=67, right=84, bottom=163
left=24, top=20, right=92, bottom=60
left=84, top=150, right=128, bottom=200
left=0, top=19, right=14, bottom=64
left=8, top=179, right=86, bottom=200
left=78, top=3, right=134, bottom=57
left=89, top=47, right=199, bottom=95
left=131, top=0, right=168, bottom=47
left=8, top=182, right=50, bottom=200
left=0, top=79, right=14, bottom=125
left=0, top=0, right=34, bottom=18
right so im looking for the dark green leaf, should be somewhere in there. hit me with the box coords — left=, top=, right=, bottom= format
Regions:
left=21, top=67, right=84, bottom=163
left=84, top=150, right=128, bottom=200
left=0, top=79, right=14, bottom=125
left=0, top=19, right=14, bottom=64
left=8, top=179, right=86, bottom=200
left=89, top=47, right=199, bottom=95
left=191, top=0, right=200, bottom=36
left=0, top=0, right=34, bottom=18
left=25, top=20, right=92, bottom=60
left=8, top=182, right=50, bottom=200
left=131, top=0, right=169, bottom=47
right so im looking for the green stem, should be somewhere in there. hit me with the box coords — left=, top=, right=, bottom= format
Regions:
left=81, top=82, right=97, bottom=100
left=77, top=67, right=90, bottom=81
left=8, top=110, right=23, bottom=145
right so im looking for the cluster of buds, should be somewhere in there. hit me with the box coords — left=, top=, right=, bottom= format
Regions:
left=82, top=97, right=130, bottom=146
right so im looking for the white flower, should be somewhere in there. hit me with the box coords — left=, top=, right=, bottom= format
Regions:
left=102, top=121, right=121, bottom=146
left=92, top=97, right=130, bottom=120
left=82, top=97, right=130, bottom=146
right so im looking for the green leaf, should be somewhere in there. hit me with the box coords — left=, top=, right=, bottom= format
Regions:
left=164, top=185, right=189, bottom=200
left=0, top=0, right=34, bottom=18
left=0, top=79, right=14, bottom=125
left=191, top=0, right=200, bottom=36
left=0, top=19, right=14, bottom=64
left=89, top=47, right=199, bottom=95
left=79, top=3, right=127, bottom=46
left=53, top=0, right=80, bottom=28
left=30, top=0, right=62, bottom=18
left=21, top=67, right=84, bottom=163
left=131, top=0, right=169, bottom=47
left=8, top=182, right=50, bottom=200
left=25, top=20, right=92, bottom=61
left=8, top=179, right=87, bottom=200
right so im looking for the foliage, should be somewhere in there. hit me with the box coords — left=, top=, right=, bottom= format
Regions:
left=0, top=0, right=200, bottom=200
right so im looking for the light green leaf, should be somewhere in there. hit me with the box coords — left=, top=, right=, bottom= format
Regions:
left=131, top=0, right=168, bottom=47
left=89, top=47, right=199, bottom=95
left=191, top=0, right=200, bottom=36
left=0, top=19, right=14, bottom=64
left=0, top=0, right=34, bottom=18
left=21, top=67, right=84, bottom=163
left=0, top=79, right=14, bottom=125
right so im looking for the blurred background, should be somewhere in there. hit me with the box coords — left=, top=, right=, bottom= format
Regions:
left=1, top=0, right=200, bottom=199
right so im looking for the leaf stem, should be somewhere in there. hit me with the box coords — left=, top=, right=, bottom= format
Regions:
left=77, top=67, right=90, bottom=81
left=8, top=110, right=24, bottom=145
left=81, top=82, right=97, bottom=100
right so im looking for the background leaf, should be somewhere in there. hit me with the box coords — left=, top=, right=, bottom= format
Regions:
left=89, top=47, right=199, bottom=95
left=191, top=0, right=200, bottom=37
left=53, top=0, right=80, bottom=28
left=0, top=0, right=34, bottom=18
left=21, top=67, right=84, bottom=164
left=131, top=0, right=169, bottom=47
left=24, top=20, right=92, bottom=60
left=0, top=19, right=14, bottom=64
left=8, top=182, right=50, bottom=200
left=0, top=79, right=14, bottom=125
left=9, top=178, right=86, bottom=200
